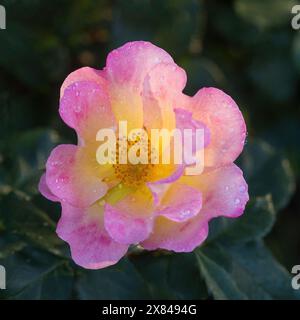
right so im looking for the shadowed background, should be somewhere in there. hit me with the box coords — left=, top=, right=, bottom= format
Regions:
left=0, top=0, right=299, bottom=299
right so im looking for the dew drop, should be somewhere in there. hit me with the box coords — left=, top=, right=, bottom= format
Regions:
left=74, top=104, right=81, bottom=113
left=239, top=185, right=246, bottom=193
left=181, top=209, right=191, bottom=218
left=51, top=160, right=60, bottom=167
left=234, top=198, right=241, bottom=205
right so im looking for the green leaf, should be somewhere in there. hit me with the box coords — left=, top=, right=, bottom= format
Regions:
left=130, top=252, right=208, bottom=299
left=75, top=258, right=150, bottom=299
left=130, top=253, right=175, bottom=299
left=196, top=245, right=247, bottom=300
left=196, top=241, right=300, bottom=300
left=237, top=139, right=296, bottom=211
left=0, top=192, right=66, bottom=257
left=207, top=195, right=276, bottom=245
left=0, top=246, right=72, bottom=300
left=167, top=253, right=208, bottom=299
left=0, top=234, right=27, bottom=260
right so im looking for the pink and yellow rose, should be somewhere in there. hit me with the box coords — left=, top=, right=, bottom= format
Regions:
left=39, top=41, right=249, bottom=269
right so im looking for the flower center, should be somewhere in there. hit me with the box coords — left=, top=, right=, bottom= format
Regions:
left=112, top=137, right=154, bottom=186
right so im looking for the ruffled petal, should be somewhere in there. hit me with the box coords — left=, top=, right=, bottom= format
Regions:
left=175, top=108, right=210, bottom=165
left=57, top=202, right=128, bottom=269
left=155, top=182, right=202, bottom=222
left=185, top=87, right=246, bottom=168
left=142, top=63, right=187, bottom=131
left=106, top=41, right=174, bottom=92
left=104, top=186, right=154, bottom=244
left=38, top=173, right=59, bottom=202
left=142, top=164, right=248, bottom=252
left=181, top=164, right=249, bottom=218
left=142, top=215, right=208, bottom=252
left=60, top=67, right=107, bottom=98
left=105, top=41, right=174, bottom=129
left=149, top=164, right=184, bottom=185
left=59, top=81, right=115, bottom=141
left=46, top=144, right=108, bottom=207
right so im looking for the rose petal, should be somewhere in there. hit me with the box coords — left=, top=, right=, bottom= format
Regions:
left=142, top=164, right=248, bottom=252
left=181, top=164, right=249, bottom=218
left=174, top=108, right=210, bottom=165
left=59, top=81, right=115, bottom=141
left=60, top=67, right=107, bottom=98
left=38, top=173, right=59, bottom=202
left=184, top=87, right=247, bottom=167
left=155, top=183, right=202, bottom=222
left=142, top=63, right=187, bottom=131
left=105, top=41, right=174, bottom=129
left=104, top=186, right=154, bottom=244
left=106, top=41, right=174, bottom=91
left=149, top=164, right=185, bottom=185
left=141, top=215, right=208, bottom=252
left=57, top=202, right=128, bottom=269
left=46, top=144, right=108, bottom=207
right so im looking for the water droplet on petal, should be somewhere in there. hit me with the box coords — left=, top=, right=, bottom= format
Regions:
left=180, top=209, right=191, bottom=218
left=239, top=185, right=246, bottom=193
left=234, top=198, right=241, bottom=205
left=74, top=104, right=82, bottom=113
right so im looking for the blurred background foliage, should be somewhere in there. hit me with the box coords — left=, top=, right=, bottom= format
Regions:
left=0, top=0, right=300, bottom=299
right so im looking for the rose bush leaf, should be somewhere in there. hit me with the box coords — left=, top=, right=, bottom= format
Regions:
left=196, top=241, right=300, bottom=300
